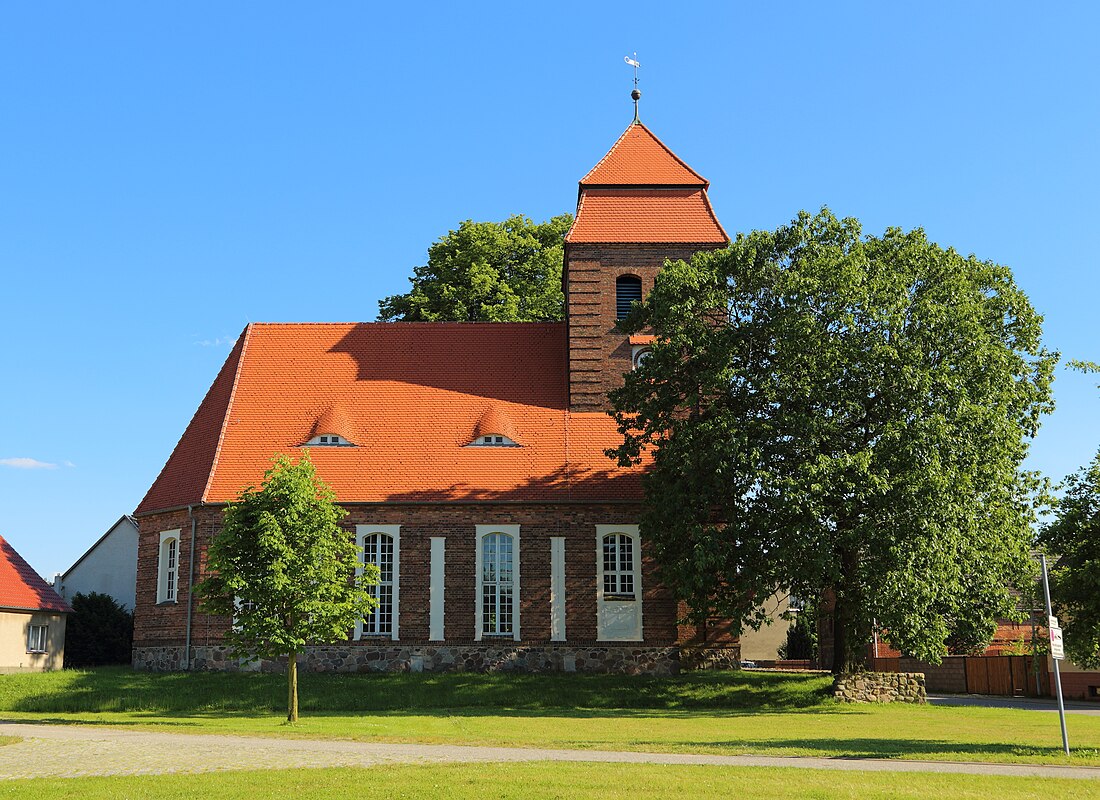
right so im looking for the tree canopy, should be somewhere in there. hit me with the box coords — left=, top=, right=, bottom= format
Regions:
left=377, top=214, right=572, bottom=322
left=197, top=452, right=377, bottom=721
left=1042, top=448, right=1100, bottom=669
left=609, top=208, right=1055, bottom=672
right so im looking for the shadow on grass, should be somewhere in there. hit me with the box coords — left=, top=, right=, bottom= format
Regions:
left=0, top=667, right=835, bottom=716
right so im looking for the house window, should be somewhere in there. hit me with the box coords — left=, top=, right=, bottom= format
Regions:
left=596, top=524, right=642, bottom=641
left=362, top=532, right=395, bottom=636
left=475, top=525, right=520, bottom=640
left=157, top=530, right=180, bottom=604
left=469, top=434, right=519, bottom=447
left=26, top=624, right=47, bottom=653
left=356, top=525, right=400, bottom=641
left=232, top=597, right=257, bottom=631
left=306, top=434, right=353, bottom=446
left=602, top=533, right=636, bottom=598
left=616, top=275, right=643, bottom=320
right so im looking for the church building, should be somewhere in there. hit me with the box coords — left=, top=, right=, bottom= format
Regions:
left=132, top=117, right=730, bottom=673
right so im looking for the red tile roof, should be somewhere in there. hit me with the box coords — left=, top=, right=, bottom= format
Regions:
left=136, top=323, right=644, bottom=513
left=580, top=123, right=708, bottom=186
left=567, top=189, right=727, bottom=244
left=566, top=122, right=728, bottom=246
left=0, top=535, right=72, bottom=613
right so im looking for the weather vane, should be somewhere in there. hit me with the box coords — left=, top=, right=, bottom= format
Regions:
left=624, top=53, right=641, bottom=122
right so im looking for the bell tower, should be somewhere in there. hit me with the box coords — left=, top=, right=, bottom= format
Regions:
left=563, top=121, right=729, bottom=412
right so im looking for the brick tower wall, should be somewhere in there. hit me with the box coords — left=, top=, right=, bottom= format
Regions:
left=565, top=242, right=725, bottom=413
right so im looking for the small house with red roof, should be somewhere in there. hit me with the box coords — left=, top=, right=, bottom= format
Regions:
left=0, top=535, right=72, bottom=671
left=132, top=118, right=731, bottom=673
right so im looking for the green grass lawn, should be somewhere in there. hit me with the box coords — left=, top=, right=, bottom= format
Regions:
left=0, top=763, right=1097, bottom=800
left=2, top=668, right=1099, bottom=767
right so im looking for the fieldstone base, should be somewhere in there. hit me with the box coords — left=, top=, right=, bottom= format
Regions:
left=134, top=644, right=680, bottom=675
left=679, top=645, right=741, bottom=670
left=833, top=671, right=926, bottom=703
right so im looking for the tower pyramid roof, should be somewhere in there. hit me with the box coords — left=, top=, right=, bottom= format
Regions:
left=567, top=122, right=727, bottom=245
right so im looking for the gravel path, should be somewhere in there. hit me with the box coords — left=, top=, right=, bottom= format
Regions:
left=0, top=722, right=1098, bottom=781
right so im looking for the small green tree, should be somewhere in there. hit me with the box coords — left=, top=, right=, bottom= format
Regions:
left=378, top=214, right=572, bottom=322
left=1040, top=449, right=1100, bottom=668
left=64, top=592, right=134, bottom=667
left=197, top=452, right=377, bottom=722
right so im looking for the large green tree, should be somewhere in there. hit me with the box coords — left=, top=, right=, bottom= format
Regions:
left=197, top=453, right=377, bottom=722
left=1041, top=448, right=1100, bottom=669
left=609, top=208, right=1055, bottom=672
left=377, top=214, right=572, bottom=322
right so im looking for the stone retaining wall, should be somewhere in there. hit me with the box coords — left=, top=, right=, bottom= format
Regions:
left=134, top=644, right=680, bottom=675
left=833, top=671, right=926, bottom=703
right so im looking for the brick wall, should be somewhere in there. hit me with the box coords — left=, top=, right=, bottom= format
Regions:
left=564, top=242, right=723, bottom=412
left=133, top=502, right=681, bottom=665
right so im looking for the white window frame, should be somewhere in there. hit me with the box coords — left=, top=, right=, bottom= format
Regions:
left=596, top=524, right=643, bottom=641
left=26, top=624, right=47, bottom=653
left=475, top=524, right=520, bottom=641
left=306, top=434, right=353, bottom=446
left=355, top=525, right=400, bottom=641
left=468, top=434, right=520, bottom=447
left=157, top=530, right=180, bottom=604
left=601, top=532, right=638, bottom=598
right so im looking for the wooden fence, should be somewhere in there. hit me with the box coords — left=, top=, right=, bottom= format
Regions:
left=867, top=655, right=1049, bottom=697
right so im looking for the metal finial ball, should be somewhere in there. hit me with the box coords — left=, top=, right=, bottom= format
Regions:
left=631, top=89, right=641, bottom=101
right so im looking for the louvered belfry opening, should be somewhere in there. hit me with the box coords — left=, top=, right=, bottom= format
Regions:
left=616, top=275, right=643, bottom=320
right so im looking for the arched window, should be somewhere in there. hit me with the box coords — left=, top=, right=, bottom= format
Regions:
left=357, top=526, right=400, bottom=640
left=362, top=532, right=395, bottom=636
left=616, top=275, right=643, bottom=320
left=157, top=531, right=179, bottom=603
left=602, top=533, right=636, bottom=597
left=481, top=532, right=515, bottom=636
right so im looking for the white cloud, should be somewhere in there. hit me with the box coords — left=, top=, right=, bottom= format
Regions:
left=194, top=336, right=235, bottom=347
left=63, top=461, right=76, bottom=468
left=0, top=457, right=58, bottom=470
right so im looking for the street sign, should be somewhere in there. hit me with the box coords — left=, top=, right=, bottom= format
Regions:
left=1050, top=626, right=1065, bottom=660
left=1049, top=615, right=1059, bottom=630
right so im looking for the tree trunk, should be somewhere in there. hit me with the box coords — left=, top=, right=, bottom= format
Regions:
left=831, top=597, right=850, bottom=674
left=287, top=650, right=299, bottom=723
left=830, top=545, right=862, bottom=675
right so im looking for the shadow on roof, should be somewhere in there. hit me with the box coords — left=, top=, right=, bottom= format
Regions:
left=328, top=323, right=569, bottom=408
left=382, top=462, right=642, bottom=504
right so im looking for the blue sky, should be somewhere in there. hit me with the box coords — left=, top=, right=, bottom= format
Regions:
left=2, top=3, right=1098, bottom=580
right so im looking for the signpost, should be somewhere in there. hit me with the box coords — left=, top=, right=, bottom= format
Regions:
left=1041, top=554, right=1070, bottom=756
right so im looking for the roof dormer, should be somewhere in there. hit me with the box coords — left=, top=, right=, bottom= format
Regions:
left=467, top=405, right=520, bottom=448
left=304, top=406, right=357, bottom=447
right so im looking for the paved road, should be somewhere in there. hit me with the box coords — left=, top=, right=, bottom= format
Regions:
left=0, top=722, right=1098, bottom=781
left=927, top=694, right=1100, bottom=716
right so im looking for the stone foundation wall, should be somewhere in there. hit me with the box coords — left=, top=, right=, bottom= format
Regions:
left=833, top=671, right=926, bottom=703
left=135, top=644, right=680, bottom=675
left=132, top=645, right=187, bottom=671
left=680, top=645, right=741, bottom=671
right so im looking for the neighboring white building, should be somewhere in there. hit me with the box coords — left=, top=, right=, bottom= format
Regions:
left=54, top=515, right=139, bottom=610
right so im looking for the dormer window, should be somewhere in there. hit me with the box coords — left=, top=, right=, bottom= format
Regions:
left=471, top=434, right=519, bottom=447
left=305, top=434, right=354, bottom=447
